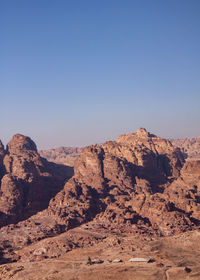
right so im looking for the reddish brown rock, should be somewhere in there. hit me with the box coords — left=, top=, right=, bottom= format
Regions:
left=0, top=134, right=73, bottom=227
left=6, top=134, right=37, bottom=154
left=47, top=128, right=199, bottom=236
left=0, top=129, right=200, bottom=268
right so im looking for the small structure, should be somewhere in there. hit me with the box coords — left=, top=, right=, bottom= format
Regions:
left=128, top=257, right=151, bottom=263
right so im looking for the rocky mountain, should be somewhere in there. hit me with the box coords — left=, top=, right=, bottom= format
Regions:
left=0, top=134, right=73, bottom=228
left=0, top=129, right=200, bottom=279
left=48, top=128, right=200, bottom=236
left=171, top=137, right=200, bottom=160
left=39, top=135, right=200, bottom=166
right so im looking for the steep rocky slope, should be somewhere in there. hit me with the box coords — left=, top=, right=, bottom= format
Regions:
left=0, top=134, right=73, bottom=228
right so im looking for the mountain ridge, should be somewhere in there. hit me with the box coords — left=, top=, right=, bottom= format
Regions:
left=0, top=128, right=200, bottom=279
left=39, top=132, right=200, bottom=166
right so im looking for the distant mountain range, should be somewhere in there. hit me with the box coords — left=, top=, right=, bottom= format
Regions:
left=39, top=146, right=84, bottom=166
left=39, top=136, right=200, bottom=166
left=171, top=137, right=200, bottom=161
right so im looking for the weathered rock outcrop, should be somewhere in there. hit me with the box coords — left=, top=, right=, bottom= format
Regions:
left=0, top=134, right=73, bottom=227
left=48, top=128, right=200, bottom=236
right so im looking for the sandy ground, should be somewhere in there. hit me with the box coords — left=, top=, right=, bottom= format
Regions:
left=1, top=228, right=200, bottom=280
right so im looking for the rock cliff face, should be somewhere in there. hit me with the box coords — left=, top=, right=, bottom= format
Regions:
left=48, top=128, right=200, bottom=236
left=0, top=134, right=72, bottom=227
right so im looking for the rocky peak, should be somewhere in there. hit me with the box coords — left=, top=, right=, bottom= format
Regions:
left=0, top=134, right=73, bottom=227
left=48, top=129, right=191, bottom=236
left=117, top=128, right=156, bottom=144
left=6, top=134, right=37, bottom=154
left=135, top=127, right=150, bottom=137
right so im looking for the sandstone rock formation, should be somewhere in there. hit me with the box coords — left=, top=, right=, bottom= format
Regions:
left=0, top=128, right=200, bottom=273
left=39, top=133, right=200, bottom=166
left=0, top=134, right=73, bottom=227
left=48, top=128, right=200, bottom=236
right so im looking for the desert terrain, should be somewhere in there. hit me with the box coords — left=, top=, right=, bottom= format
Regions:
left=0, top=128, right=200, bottom=279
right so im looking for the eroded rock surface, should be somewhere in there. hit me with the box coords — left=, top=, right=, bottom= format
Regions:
left=0, top=134, right=73, bottom=227
left=0, top=128, right=200, bottom=272
left=48, top=128, right=200, bottom=236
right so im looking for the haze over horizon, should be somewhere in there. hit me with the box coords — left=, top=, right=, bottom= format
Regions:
left=1, top=0, right=200, bottom=149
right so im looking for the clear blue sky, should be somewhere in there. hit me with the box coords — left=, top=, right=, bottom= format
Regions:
left=1, top=0, right=200, bottom=149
